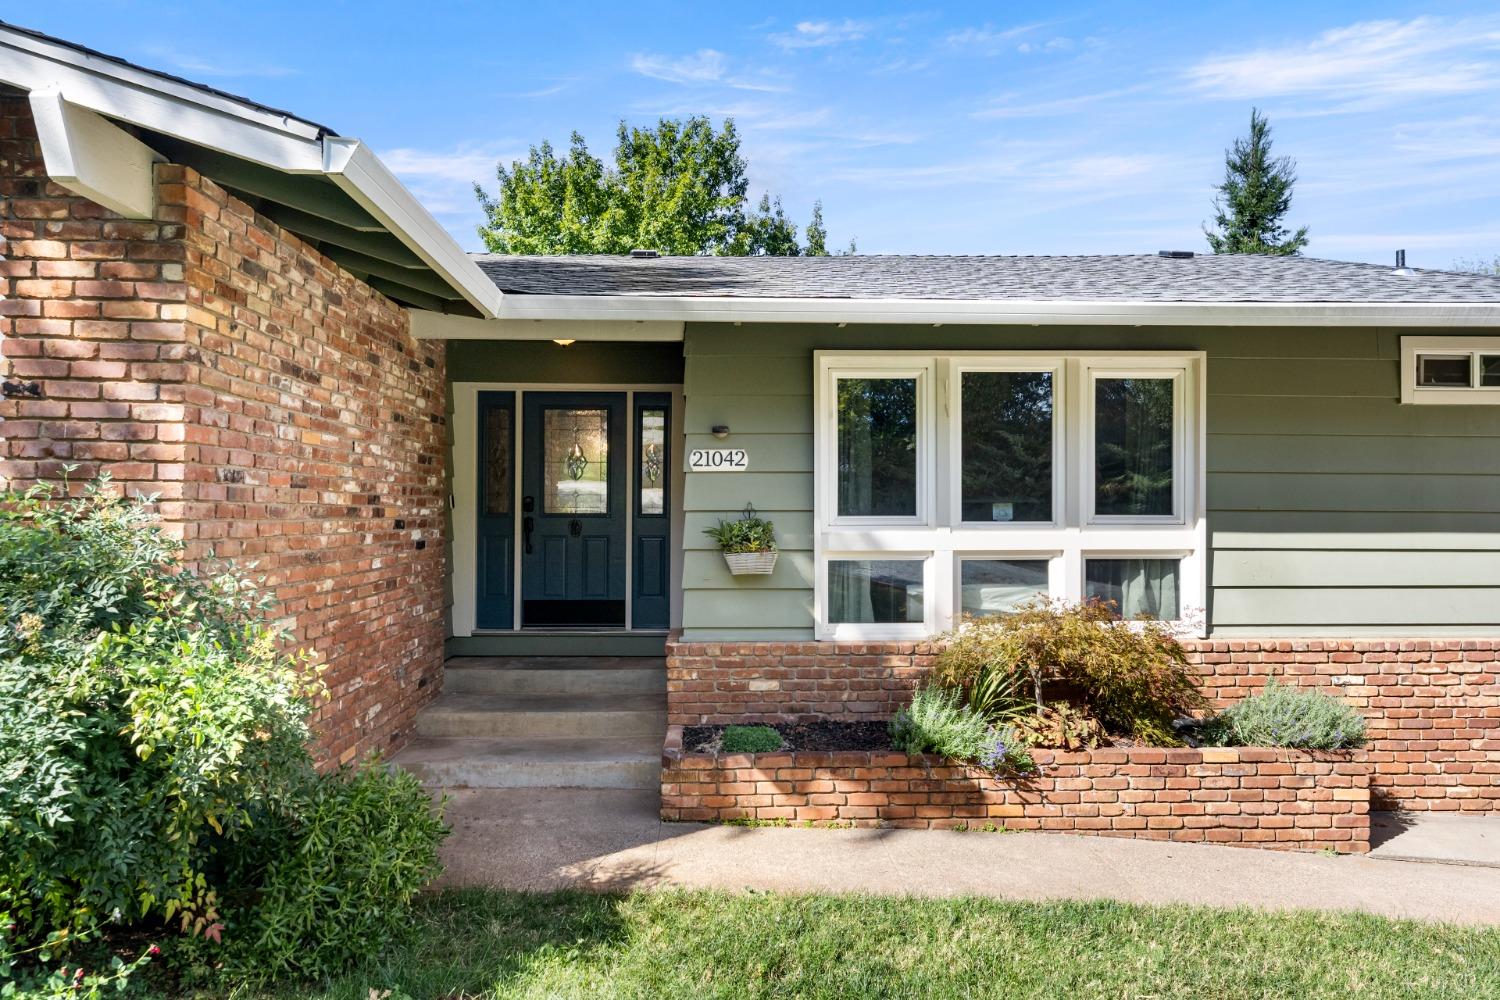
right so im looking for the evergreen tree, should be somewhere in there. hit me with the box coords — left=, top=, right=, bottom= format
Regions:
left=1204, top=109, right=1309, bottom=256
left=475, top=117, right=842, bottom=256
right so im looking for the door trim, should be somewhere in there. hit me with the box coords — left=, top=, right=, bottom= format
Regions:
left=451, top=381, right=684, bottom=637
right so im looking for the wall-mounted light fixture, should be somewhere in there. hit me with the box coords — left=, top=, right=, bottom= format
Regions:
left=711, top=425, right=730, bottom=439
left=553, top=338, right=576, bottom=347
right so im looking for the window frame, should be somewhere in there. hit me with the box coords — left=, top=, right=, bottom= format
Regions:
left=1401, top=336, right=1500, bottom=405
left=813, top=350, right=1205, bottom=640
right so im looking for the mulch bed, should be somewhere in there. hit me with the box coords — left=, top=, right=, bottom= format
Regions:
left=683, top=720, right=893, bottom=754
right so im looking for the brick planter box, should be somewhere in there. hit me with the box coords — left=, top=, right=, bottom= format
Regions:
left=661, top=726, right=1371, bottom=853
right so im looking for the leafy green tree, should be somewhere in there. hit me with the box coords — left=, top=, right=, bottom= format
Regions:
left=1204, top=108, right=1309, bottom=256
left=476, top=117, right=847, bottom=256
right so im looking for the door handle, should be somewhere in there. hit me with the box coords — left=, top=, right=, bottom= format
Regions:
left=522, top=515, right=534, bottom=554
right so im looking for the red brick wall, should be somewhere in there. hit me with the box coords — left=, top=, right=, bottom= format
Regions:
left=666, top=636, right=1499, bottom=812
left=662, top=727, right=1371, bottom=852
left=0, top=98, right=446, bottom=764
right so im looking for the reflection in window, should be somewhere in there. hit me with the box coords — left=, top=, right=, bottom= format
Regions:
left=960, top=559, right=1049, bottom=617
left=1418, top=355, right=1471, bottom=387
left=544, top=408, right=609, bottom=514
left=483, top=406, right=512, bottom=516
left=1085, top=558, right=1180, bottom=620
left=640, top=408, right=665, bottom=515
left=1095, top=377, right=1174, bottom=516
left=837, top=377, right=917, bottom=517
left=828, top=559, right=923, bottom=623
left=1482, top=356, right=1500, bottom=388
left=962, top=371, right=1052, bottom=522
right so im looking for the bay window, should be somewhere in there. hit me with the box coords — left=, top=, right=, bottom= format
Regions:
left=815, top=351, right=1204, bottom=640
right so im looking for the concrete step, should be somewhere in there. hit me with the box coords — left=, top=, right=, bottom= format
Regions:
left=413, top=692, right=666, bottom=739
left=443, top=656, right=665, bottom=696
left=392, top=735, right=661, bottom=790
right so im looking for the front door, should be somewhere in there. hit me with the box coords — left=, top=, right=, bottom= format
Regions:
left=520, top=392, right=627, bottom=627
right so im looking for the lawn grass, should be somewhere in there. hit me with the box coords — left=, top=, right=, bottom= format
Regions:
left=208, top=888, right=1498, bottom=1000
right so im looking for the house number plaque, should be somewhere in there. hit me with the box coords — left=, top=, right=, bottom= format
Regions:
left=688, top=448, right=749, bottom=471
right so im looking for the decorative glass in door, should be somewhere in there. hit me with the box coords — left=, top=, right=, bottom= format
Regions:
left=543, top=408, right=609, bottom=514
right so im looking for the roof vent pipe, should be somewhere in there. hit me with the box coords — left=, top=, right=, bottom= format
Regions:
left=1394, top=249, right=1415, bottom=276
left=630, top=248, right=660, bottom=259
left=1158, top=250, right=1194, bottom=259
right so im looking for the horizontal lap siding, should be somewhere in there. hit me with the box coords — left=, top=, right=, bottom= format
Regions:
left=680, top=323, right=1500, bottom=639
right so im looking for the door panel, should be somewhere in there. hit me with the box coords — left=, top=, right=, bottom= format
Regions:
left=521, top=392, right=627, bottom=627
left=476, top=391, right=516, bottom=629
left=633, top=393, right=672, bottom=628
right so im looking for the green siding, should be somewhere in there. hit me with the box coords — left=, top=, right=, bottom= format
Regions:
left=679, top=322, right=1500, bottom=640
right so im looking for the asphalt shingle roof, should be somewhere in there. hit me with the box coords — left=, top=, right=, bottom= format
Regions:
left=473, top=253, right=1500, bottom=304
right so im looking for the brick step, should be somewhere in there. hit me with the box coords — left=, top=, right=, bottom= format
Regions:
left=413, top=692, right=666, bottom=739
left=391, top=735, right=661, bottom=790
left=444, top=657, right=665, bottom=696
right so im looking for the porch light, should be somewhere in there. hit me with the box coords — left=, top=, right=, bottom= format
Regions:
left=553, top=338, right=576, bottom=346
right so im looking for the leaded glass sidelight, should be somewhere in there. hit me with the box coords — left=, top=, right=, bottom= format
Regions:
left=483, top=406, right=512, bottom=516
left=640, top=408, right=666, bottom=515
left=544, top=408, right=609, bottom=514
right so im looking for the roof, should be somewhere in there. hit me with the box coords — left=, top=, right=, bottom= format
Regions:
left=474, top=253, right=1500, bottom=304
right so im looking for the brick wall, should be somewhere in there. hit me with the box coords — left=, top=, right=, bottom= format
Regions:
left=662, top=727, right=1371, bottom=852
left=0, top=97, right=447, bottom=763
left=666, top=636, right=1499, bottom=812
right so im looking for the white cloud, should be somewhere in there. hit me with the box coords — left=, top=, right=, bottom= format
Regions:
left=973, top=85, right=1150, bottom=119
left=145, top=46, right=295, bottom=78
left=1187, top=16, right=1500, bottom=103
left=942, top=22, right=1049, bottom=54
left=769, top=19, right=870, bottom=50
left=630, top=49, right=789, bottom=91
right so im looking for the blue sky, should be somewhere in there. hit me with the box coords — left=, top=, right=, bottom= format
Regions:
left=22, top=2, right=1500, bottom=266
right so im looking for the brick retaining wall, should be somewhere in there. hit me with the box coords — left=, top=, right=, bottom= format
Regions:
left=0, top=98, right=447, bottom=764
left=662, top=726, right=1371, bottom=852
left=665, top=637, right=1499, bottom=812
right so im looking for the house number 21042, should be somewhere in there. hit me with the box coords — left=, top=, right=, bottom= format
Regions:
left=688, top=448, right=749, bottom=471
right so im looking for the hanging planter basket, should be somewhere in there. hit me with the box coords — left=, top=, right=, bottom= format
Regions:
left=723, top=550, right=778, bottom=576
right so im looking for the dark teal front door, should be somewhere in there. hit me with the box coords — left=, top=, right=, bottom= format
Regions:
left=520, top=392, right=627, bottom=627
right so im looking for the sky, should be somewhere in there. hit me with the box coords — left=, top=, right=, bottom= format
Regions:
left=18, top=2, right=1500, bottom=267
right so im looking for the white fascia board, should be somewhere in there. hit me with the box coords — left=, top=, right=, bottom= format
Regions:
left=29, top=89, right=161, bottom=218
left=323, top=139, right=503, bottom=318
left=494, top=294, right=1500, bottom=328
left=410, top=310, right=682, bottom=341
left=0, top=28, right=324, bottom=170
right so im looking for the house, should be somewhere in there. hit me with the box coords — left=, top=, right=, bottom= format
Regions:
left=2, top=23, right=1496, bottom=823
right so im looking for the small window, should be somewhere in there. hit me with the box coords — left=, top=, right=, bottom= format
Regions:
left=1417, top=355, right=1471, bottom=387
left=1085, top=558, right=1181, bottom=620
left=836, top=376, right=918, bottom=518
left=543, top=408, right=609, bottom=514
left=1094, top=376, right=1175, bottom=517
left=961, top=370, right=1053, bottom=523
left=828, top=559, right=924, bottom=624
left=960, top=558, right=1049, bottom=617
left=1481, top=356, right=1500, bottom=388
left=639, top=407, right=666, bottom=515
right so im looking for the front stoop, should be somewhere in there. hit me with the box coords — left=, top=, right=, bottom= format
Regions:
left=392, top=657, right=666, bottom=790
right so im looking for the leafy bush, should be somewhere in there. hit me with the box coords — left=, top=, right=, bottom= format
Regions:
left=720, top=725, right=783, bottom=753
left=1202, top=680, right=1366, bottom=750
left=932, top=600, right=1203, bottom=745
left=703, top=508, right=777, bottom=553
left=889, top=687, right=992, bottom=759
left=978, top=726, right=1037, bottom=775
left=0, top=479, right=447, bottom=987
left=1011, top=703, right=1107, bottom=751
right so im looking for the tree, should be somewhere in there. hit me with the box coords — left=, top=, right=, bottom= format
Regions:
left=476, top=116, right=848, bottom=256
left=1453, top=256, right=1499, bottom=275
left=1204, top=109, right=1309, bottom=256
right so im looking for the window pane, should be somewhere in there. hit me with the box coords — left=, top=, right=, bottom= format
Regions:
left=1095, top=377, right=1175, bottom=516
left=828, top=559, right=924, bottom=623
left=1481, top=356, right=1500, bottom=388
left=960, top=559, right=1049, bottom=617
left=483, top=406, right=512, bottom=517
left=639, top=408, right=665, bottom=515
left=1418, top=355, right=1470, bottom=387
left=544, top=408, right=609, bottom=514
left=1085, top=558, right=1181, bottom=620
left=961, top=371, right=1052, bottom=522
left=837, top=377, right=917, bottom=517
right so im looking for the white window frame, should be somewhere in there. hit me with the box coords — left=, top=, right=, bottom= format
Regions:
left=813, top=350, right=1205, bottom=640
left=1401, top=336, right=1500, bottom=405
left=954, top=552, right=1062, bottom=619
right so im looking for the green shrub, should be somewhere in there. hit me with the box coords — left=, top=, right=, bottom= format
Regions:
left=720, top=725, right=783, bottom=753
left=932, top=600, right=1203, bottom=745
left=702, top=508, right=777, bottom=553
left=0, top=478, right=447, bottom=987
left=889, top=687, right=992, bottom=760
left=1203, top=680, right=1366, bottom=750
left=218, top=764, right=446, bottom=982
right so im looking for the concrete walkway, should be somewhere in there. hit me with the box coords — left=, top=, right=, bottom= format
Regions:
left=434, top=788, right=1500, bottom=926
left=1370, top=811, right=1500, bottom=868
